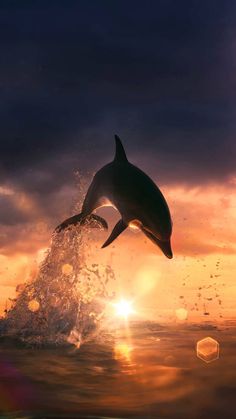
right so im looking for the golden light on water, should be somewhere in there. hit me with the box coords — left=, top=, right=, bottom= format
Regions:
left=114, top=299, right=134, bottom=318
left=114, top=342, right=133, bottom=362
left=28, top=299, right=40, bottom=312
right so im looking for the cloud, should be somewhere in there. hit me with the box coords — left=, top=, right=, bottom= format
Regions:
left=0, top=1, right=235, bottom=179
left=166, top=183, right=236, bottom=255
left=0, top=1, right=235, bottom=254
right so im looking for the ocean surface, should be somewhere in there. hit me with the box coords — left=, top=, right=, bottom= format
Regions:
left=0, top=320, right=235, bottom=419
left=0, top=225, right=235, bottom=419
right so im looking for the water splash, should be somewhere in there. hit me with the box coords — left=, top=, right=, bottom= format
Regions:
left=0, top=221, right=115, bottom=347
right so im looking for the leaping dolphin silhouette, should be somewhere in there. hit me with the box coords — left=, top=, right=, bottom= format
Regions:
left=56, top=136, right=173, bottom=258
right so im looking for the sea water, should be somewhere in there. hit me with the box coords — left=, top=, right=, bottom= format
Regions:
left=0, top=223, right=235, bottom=418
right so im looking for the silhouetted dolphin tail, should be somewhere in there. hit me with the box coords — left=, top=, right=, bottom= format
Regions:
left=101, top=219, right=127, bottom=248
left=141, top=228, right=173, bottom=259
left=114, top=135, right=128, bottom=162
left=55, top=213, right=108, bottom=233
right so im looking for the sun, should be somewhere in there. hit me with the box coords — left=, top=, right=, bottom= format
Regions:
left=114, top=299, right=134, bottom=318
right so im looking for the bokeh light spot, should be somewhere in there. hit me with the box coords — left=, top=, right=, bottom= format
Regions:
left=175, top=308, right=188, bottom=320
left=114, top=299, right=134, bottom=318
left=28, top=299, right=40, bottom=312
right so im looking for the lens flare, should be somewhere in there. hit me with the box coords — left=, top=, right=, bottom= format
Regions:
left=114, top=299, right=134, bottom=318
left=196, top=337, right=219, bottom=363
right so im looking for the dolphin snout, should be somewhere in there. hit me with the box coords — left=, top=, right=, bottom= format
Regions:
left=141, top=227, right=173, bottom=258
left=158, top=239, right=173, bottom=259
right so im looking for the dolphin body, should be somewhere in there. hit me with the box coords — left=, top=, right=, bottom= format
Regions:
left=56, top=136, right=173, bottom=258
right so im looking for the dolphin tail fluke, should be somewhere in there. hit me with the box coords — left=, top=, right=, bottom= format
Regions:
left=55, top=213, right=108, bottom=233
left=101, top=219, right=127, bottom=248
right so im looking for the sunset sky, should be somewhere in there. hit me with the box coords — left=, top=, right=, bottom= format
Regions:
left=0, top=1, right=235, bottom=319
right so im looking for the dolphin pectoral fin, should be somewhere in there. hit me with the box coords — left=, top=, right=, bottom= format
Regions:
left=141, top=228, right=173, bottom=259
left=55, top=213, right=108, bottom=233
left=101, top=219, right=127, bottom=248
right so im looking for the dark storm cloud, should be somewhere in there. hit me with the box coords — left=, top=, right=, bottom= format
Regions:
left=0, top=0, right=236, bottom=231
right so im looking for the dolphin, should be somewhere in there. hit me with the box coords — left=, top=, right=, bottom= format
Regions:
left=56, top=135, right=173, bottom=258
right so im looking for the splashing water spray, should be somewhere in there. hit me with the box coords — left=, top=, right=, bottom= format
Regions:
left=0, top=180, right=116, bottom=347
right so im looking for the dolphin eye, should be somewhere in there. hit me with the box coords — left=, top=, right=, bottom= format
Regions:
left=129, top=220, right=142, bottom=230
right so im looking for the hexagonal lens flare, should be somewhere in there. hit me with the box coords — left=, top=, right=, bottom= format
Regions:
left=196, top=337, right=219, bottom=363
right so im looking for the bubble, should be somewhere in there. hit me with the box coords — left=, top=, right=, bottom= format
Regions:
left=196, top=337, right=219, bottom=363
left=28, top=299, right=40, bottom=312
left=175, top=308, right=188, bottom=320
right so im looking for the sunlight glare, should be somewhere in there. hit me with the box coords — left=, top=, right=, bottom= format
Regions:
left=114, top=299, right=134, bottom=318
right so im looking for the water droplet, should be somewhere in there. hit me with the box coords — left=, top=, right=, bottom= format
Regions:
left=28, top=299, right=40, bottom=312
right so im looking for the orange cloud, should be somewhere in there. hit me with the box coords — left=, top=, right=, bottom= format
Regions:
left=0, top=180, right=236, bottom=320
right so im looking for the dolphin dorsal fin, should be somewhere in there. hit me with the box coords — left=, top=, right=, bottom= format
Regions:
left=114, top=135, right=128, bottom=162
